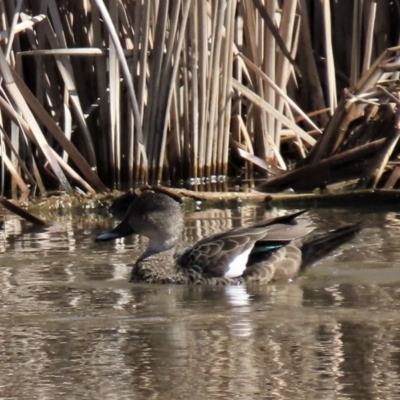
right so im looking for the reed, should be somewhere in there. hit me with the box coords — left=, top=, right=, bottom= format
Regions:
left=0, top=0, right=398, bottom=198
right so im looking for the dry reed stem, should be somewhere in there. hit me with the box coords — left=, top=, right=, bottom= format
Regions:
left=0, top=196, right=46, bottom=225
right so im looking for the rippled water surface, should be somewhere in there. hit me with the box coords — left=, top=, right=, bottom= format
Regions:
left=1, top=205, right=400, bottom=399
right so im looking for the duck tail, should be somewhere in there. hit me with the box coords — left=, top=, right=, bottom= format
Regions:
left=300, top=223, right=361, bottom=271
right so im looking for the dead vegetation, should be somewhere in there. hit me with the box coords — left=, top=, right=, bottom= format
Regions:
left=0, top=1, right=399, bottom=200
left=258, top=47, right=400, bottom=193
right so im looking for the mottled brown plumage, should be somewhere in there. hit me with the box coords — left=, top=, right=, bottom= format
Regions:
left=96, top=192, right=360, bottom=285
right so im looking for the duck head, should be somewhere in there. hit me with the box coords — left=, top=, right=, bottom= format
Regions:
left=96, top=192, right=184, bottom=252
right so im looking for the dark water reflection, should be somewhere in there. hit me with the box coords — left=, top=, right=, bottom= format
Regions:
left=1, top=206, right=400, bottom=399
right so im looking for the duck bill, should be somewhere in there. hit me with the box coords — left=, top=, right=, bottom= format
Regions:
left=96, top=219, right=135, bottom=241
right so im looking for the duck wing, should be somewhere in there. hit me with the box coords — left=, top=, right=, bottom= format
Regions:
left=176, top=211, right=315, bottom=279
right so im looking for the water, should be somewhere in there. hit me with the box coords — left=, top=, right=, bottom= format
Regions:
left=1, top=205, right=400, bottom=399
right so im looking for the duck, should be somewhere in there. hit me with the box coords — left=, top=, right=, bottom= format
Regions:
left=95, top=191, right=360, bottom=285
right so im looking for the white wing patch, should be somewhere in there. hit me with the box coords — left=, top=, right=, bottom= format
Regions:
left=224, top=248, right=252, bottom=278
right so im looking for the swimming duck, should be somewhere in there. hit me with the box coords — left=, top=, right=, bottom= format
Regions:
left=96, top=192, right=360, bottom=285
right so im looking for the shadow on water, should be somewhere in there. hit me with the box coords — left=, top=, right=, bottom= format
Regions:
left=1, top=206, right=400, bottom=398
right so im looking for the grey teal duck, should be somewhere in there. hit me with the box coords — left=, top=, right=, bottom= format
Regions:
left=96, top=192, right=360, bottom=285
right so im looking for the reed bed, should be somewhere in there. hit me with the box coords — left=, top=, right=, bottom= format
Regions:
left=0, top=1, right=399, bottom=199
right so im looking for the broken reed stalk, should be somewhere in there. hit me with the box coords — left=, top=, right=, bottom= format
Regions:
left=257, top=138, right=386, bottom=192
left=0, top=196, right=46, bottom=225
